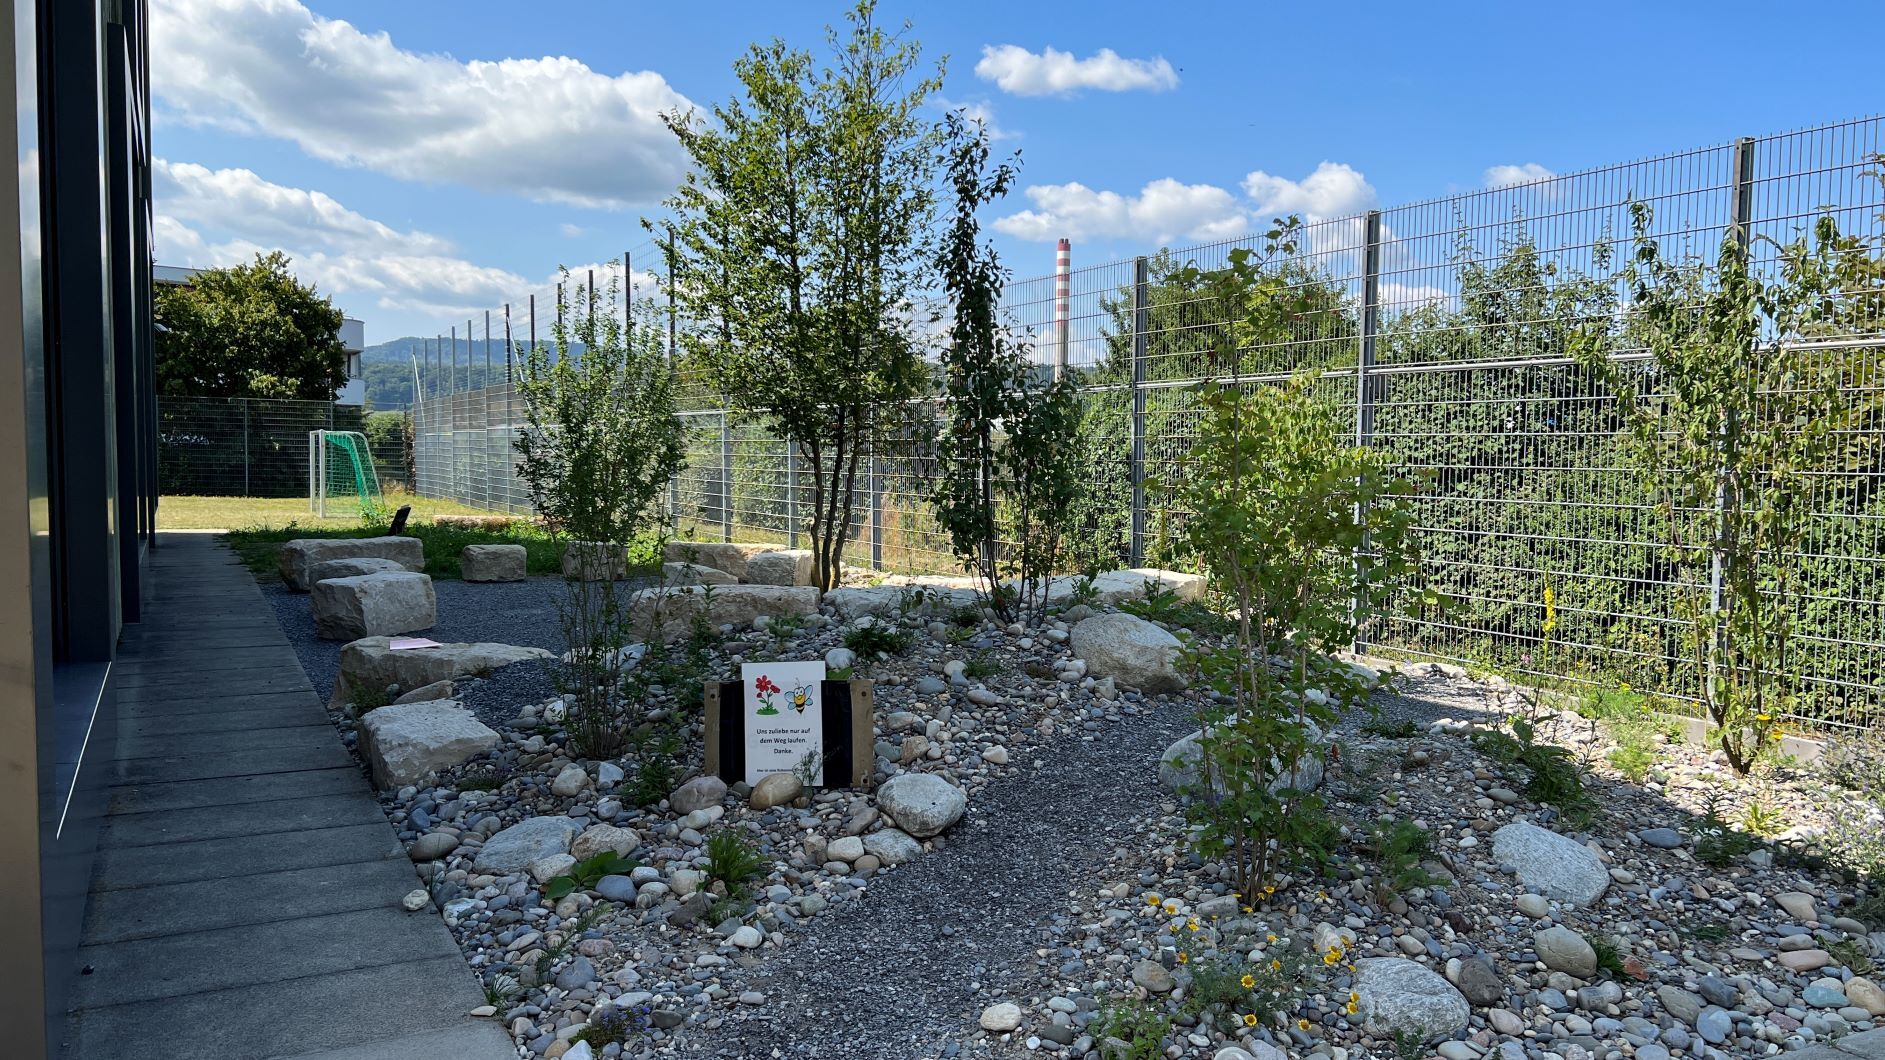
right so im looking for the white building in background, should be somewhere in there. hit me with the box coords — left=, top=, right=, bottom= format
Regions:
left=152, top=263, right=368, bottom=405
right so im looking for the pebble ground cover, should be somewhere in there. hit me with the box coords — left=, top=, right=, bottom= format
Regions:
left=283, top=568, right=1885, bottom=1060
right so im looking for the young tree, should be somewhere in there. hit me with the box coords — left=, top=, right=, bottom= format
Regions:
left=659, top=0, right=940, bottom=590
left=1578, top=198, right=1885, bottom=773
left=154, top=251, right=349, bottom=400
left=930, top=113, right=1080, bottom=619
left=1173, top=227, right=1429, bottom=898
left=515, top=272, right=685, bottom=758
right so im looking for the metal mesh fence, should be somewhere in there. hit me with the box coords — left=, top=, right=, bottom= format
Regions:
left=412, top=115, right=1885, bottom=731
left=158, top=396, right=411, bottom=496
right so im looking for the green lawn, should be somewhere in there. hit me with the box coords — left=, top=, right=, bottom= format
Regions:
left=160, top=493, right=512, bottom=531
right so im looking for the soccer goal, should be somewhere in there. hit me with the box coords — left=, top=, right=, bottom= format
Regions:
left=308, top=429, right=384, bottom=518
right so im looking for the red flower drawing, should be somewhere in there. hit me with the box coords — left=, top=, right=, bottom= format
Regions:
left=754, top=675, right=780, bottom=695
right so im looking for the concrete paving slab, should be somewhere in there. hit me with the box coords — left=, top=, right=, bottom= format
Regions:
left=81, top=857, right=424, bottom=944
left=98, top=790, right=386, bottom=847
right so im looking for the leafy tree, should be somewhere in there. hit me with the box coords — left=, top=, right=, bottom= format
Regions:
left=515, top=271, right=685, bottom=758
left=930, top=114, right=1083, bottom=619
left=154, top=251, right=348, bottom=400
left=1172, top=226, right=1428, bottom=896
left=1577, top=198, right=1885, bottom=772
left=658, top=0, right=941, bottom=590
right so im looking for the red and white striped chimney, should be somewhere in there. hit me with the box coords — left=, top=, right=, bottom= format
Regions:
left=1054, top=237, right=1071, bottom=381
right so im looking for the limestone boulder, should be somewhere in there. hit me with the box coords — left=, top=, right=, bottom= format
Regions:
left=1491, top=821, right=1610, bottom=907
left=746, top=549, right=815, bottom=586
left=661, top=541, right=777, bottom=580
left=562, top=540, right=628, bottom=581
left=570, top=824, right=640, bottom=861
left=279, top=536, right=425, bottom=590
left=876, top=773, right=966, bottom=838
left=663, top=561, right=738, bottom=587
left=307, top=556, right=409, bottom=585
left=1070, top=612, right=1184, bottom=693
left=1158, top=726, right=1324, bottom=798
left=1023, top=568, right=1207, bottom=607
left=823, top=584, right=979, bottom=622
left=627, top=584, right=818, bottom=641
left=311, top=571, right=437, bottom=640
left=460, top=543, right=527, bottom=582
left=357, top=699, right=499, bottom=788
left=330, top=637, right=554, bottom=710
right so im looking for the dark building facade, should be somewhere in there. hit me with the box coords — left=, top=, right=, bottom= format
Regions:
left=0, top=0, right=155, bottom=1055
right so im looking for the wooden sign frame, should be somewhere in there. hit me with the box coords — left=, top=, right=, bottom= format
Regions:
left=703, top=679, right=875, bottom=789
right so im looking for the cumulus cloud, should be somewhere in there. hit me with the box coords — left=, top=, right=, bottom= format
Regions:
left=1242, top=162, right=1376, bottom=222
left=975, top=44, right=1178, bottom=96
left=993, top=161, right=1380, bottom=249
left=154, top=158, right=532, bottom=321
left=993, top=178, right=1246, bottom=244
left=1484, top=162, right=1555, bottom=188
left=151, top=0, right=693, bottom=209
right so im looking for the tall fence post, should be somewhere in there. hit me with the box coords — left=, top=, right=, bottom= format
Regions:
left=720, top=413, right=733, bottom=542
left=785, top=434, right=798, bottom=548
left=241, top=397, right=250, bottom=497
left=870, top=449, right=883, bottom=570
left=1708, top=136, right=1757, bottom=697
left=1353, top=209, right=1384, bottom=653
left=1128, top=256, right=1149, bottom=566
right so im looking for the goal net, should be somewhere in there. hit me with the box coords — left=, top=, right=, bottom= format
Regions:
left=308, top=429, right=384, bottom=518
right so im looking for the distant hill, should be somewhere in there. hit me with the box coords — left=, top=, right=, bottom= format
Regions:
left=360, top=335, right=582, bottom=409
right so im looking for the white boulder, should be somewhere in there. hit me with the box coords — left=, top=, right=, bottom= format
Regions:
left=627, top=584, right=818, bottom=641
left=1070, top=612, right=1184, bottom=693
left=876, top=773, right=966, bottom=838
left=279, top=536, right=425, bottom=590
left=307, top=556, right=409, bottom=585
left=474, top=816, right=585, bottom=874
left=311, top=571, right=437, bottom=640
left=460, top=543, right=527, bottom=582
left=1492, top=821, right=1610, bottom=907
left=662, top=561, right=738, bottom=587
left=661, top=541, right=775, bottom=581
left=746, top=549, right=815, bottom=586
left=357, top=699, right=499, bottom=788
left=330, top=637, right=554, bottom=710
left=1355, top=958, right=1470, bottom=1041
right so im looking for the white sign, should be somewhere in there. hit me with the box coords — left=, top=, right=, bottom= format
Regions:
left=742, top=660, right=827, bottom=786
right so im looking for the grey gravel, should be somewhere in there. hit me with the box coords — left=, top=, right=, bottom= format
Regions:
left=663, top=697, right=1192, bottom=1059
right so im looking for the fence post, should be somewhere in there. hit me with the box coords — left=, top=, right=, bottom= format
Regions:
left=870, top=448, right=883, bottom=570
left=1353, top=209, right=1384, bottom=653
left=785, top=434, right=798, bottom=548
left=1128, top=255, right=1149, bottom=566
left=1708, top=137, right=1757, bottom=697
left=241, top=397, right=250, bottom=496
left=720, top=413, right=733, bottom=543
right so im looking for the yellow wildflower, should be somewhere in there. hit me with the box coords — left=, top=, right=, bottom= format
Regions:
left=1241, top=974, right=1256, bottom=989
left=1187, top=917, right=1200, bottom=932
left=1177, top=951, right=1189, bottom=964
left=1297, top=1018, right=1311, bottom=1031
left=1243, top=1013, right=1258, bottom=1028
left=1145, top=894, right=1160, bottom=907
left=1345, top=1001, right=1359, bottom=1014
left=1270, top=959, right=1282, bottom=972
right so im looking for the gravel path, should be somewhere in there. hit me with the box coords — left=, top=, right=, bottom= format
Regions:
left=265, top=575, right=567, bottom=702
left=667, top=701, right=1194, bottom=1059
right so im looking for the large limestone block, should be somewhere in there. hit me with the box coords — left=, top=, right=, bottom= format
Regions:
left=661, top=541, right=776, bottom=581
left=331, top=636, right=554, bottom=710
left=562, top=540, right=628, bottom=581
left=357, top=698, right=498, bottom=788
left=824, top=584, right=980, bottom=621
left=311, top=571, right=437, bottom=641
left=1355, top=958, right=1470, bottom=1042
left=279, top=536, right=425, bottom=590
left=876, top=773, right=966, bottom=838
left=626, top=584, right=818, bottom=641
left=460, top=543, right=527, bottom=582
left=1070, top=612, right=1185, bottom=693
left=746, top=549, right=814, bottom=586
left=308, top=556, right=410, bottom=585
left=663, top=561, right=738, bottom=587
left=1023, top=568, right=1207, bottom=607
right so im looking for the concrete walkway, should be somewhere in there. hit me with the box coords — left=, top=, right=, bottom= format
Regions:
left=64, top=532, right=515, bottom=1060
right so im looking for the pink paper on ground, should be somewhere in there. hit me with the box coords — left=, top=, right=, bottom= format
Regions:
left=388, top=637, right=442, bottom=650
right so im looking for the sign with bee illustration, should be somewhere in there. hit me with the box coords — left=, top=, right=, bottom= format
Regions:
left=741, top=660, right=826, bottom=785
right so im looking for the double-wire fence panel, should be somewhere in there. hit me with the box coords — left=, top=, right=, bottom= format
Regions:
left=158, top=396, right=412, bottom=497
left=409, top=115, right=1885, bottom=733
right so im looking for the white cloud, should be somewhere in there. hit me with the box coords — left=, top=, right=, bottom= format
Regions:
left=151, top=0, right=693, bottom=209
left=1484, top=162, right=1555, bottom=188
left=975, top=44, right=1178, bottom=96
left=559, top=223, right=587, bottom=238
left=154, top=158, right=531, bottom=322
left=993, top=178, right=1246, bottom=244
left=1241, top=162, right=1376, bottom=222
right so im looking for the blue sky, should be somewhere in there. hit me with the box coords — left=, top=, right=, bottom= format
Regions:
left=152, top=0, right=1885, bottom=344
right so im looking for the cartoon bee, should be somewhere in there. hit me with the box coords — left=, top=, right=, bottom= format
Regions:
left=789, top=683, right=812, bottom=714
